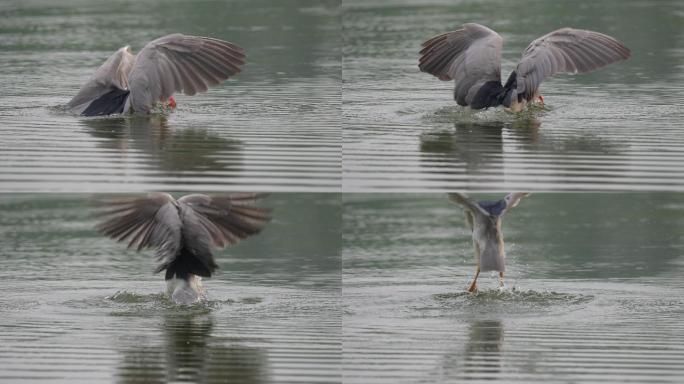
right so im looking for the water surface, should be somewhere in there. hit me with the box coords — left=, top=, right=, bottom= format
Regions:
left=343, top=194, right=684, bottom=383
left=0, top=193, right=341, bottom=383
left=343, top=0, right=684, bottom=191
left=0, top=0, right=340, bottom=192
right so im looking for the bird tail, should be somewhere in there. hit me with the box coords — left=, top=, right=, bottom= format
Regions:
left=81, top=88, right=130, bottom=116
left=158, top=244, right=218, bottom=281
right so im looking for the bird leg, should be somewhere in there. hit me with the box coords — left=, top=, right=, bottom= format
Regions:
left=499, top=272, right=505, bottom=288
left=468, top=266, right=480, bottom=293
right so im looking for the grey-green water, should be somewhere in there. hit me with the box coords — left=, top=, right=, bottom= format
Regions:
left=343, top=194, right=684, bottom=383
left=343, top=0, right=684, bottom=191
left=0, top=0, right=340, bottom=192
left=0, top=194, right=341, bottom=383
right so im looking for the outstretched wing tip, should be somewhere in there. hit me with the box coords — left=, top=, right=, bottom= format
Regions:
left=128, top=34, right=247, bottom=112
left=93, top=194, right=179, bottom=255
left=178, top=193, right=272, bottom=249
left=515, top=28, right=632, bottom=101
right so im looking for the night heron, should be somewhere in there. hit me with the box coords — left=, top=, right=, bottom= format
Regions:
left=95, top=193, right=271, bottom=304
left=67, top=34, right=245, bottom=116
left=419, top=23, right=631, bottom=111
left=447, top=192, right=529, bottom=292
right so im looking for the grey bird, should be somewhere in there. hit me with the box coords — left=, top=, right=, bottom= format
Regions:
left=67, top=34, right=245, bottom=116
left=419, top=23, right=631, bottom=112
left=95, top=193, right=271, bottom=304
left=447, top=192, right=529, bottom=292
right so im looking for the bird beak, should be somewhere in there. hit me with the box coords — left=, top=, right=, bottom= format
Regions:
left=168, top=96, right=176, bottom=109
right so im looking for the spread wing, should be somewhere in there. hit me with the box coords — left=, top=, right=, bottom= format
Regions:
left=500, top=192, right=530, bottom=217
left=93, top=193, right=182, bottom=264
left=126, top=34, right=246, bottom=113
left=447, top=192, right=489, bottom=218
left=66, top=46, right=135, bottom=114
left=177, top=193, right=272, bottom=249
left=419, top=23, right=503, bottom=106
left=515, top=28, right=631, bottom=101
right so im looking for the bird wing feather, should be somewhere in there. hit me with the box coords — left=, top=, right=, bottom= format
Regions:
left=177, top=193, right=272, bottom=249
left=515, top=28, right=631, bottom=101
left=447, top=192, right=489, bottom=218
left=419, top=23, right=503, bottom=106
left=66, top=46, right=135, bottom=113
left=94, top=193, right=182, bottom=270
left=126, top=34, right=245, bottom=113
left=500, top=192, right=530, bottom=217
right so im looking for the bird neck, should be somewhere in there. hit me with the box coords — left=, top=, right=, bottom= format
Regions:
left=499, top=71, right=518, bottom=108
left=167, top=274, right=205, bottom=304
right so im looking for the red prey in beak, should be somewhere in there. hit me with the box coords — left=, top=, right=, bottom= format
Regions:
left=168, top=96, right=177, bottom=109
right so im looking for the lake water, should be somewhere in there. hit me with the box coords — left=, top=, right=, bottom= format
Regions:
left=343, top=193, right=684, bottom=383
left=0, top=0, right=340, bottom=192
left=2, top=1, right=684, bottom=383
left=343, top=0, right=684, bottom=191
left=0, top=193, right=341, bottom=383
left=3, top=193, right=684, bottom=383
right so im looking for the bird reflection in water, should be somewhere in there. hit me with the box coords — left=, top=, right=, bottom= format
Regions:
left=419, top=117, right=540, bottom=176
left=462, top=320, right=504, bottom=379
left=82, top=116, right=243, bottom=174
left=116, top=311, right=267, bottom=384
left=440, top=320, right=504, bottom=381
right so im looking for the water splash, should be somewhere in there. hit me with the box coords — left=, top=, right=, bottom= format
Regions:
left=423, top=105, right=509, bottom=124
left=102, top=290, right=265, bottom=314
left=427, top=287, right=594, bottom=315
left=436, top=287, right=591, bottom=303
left=106, top=290, right=166, bottom=304
left=422, top=104, right=550, bottom=124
